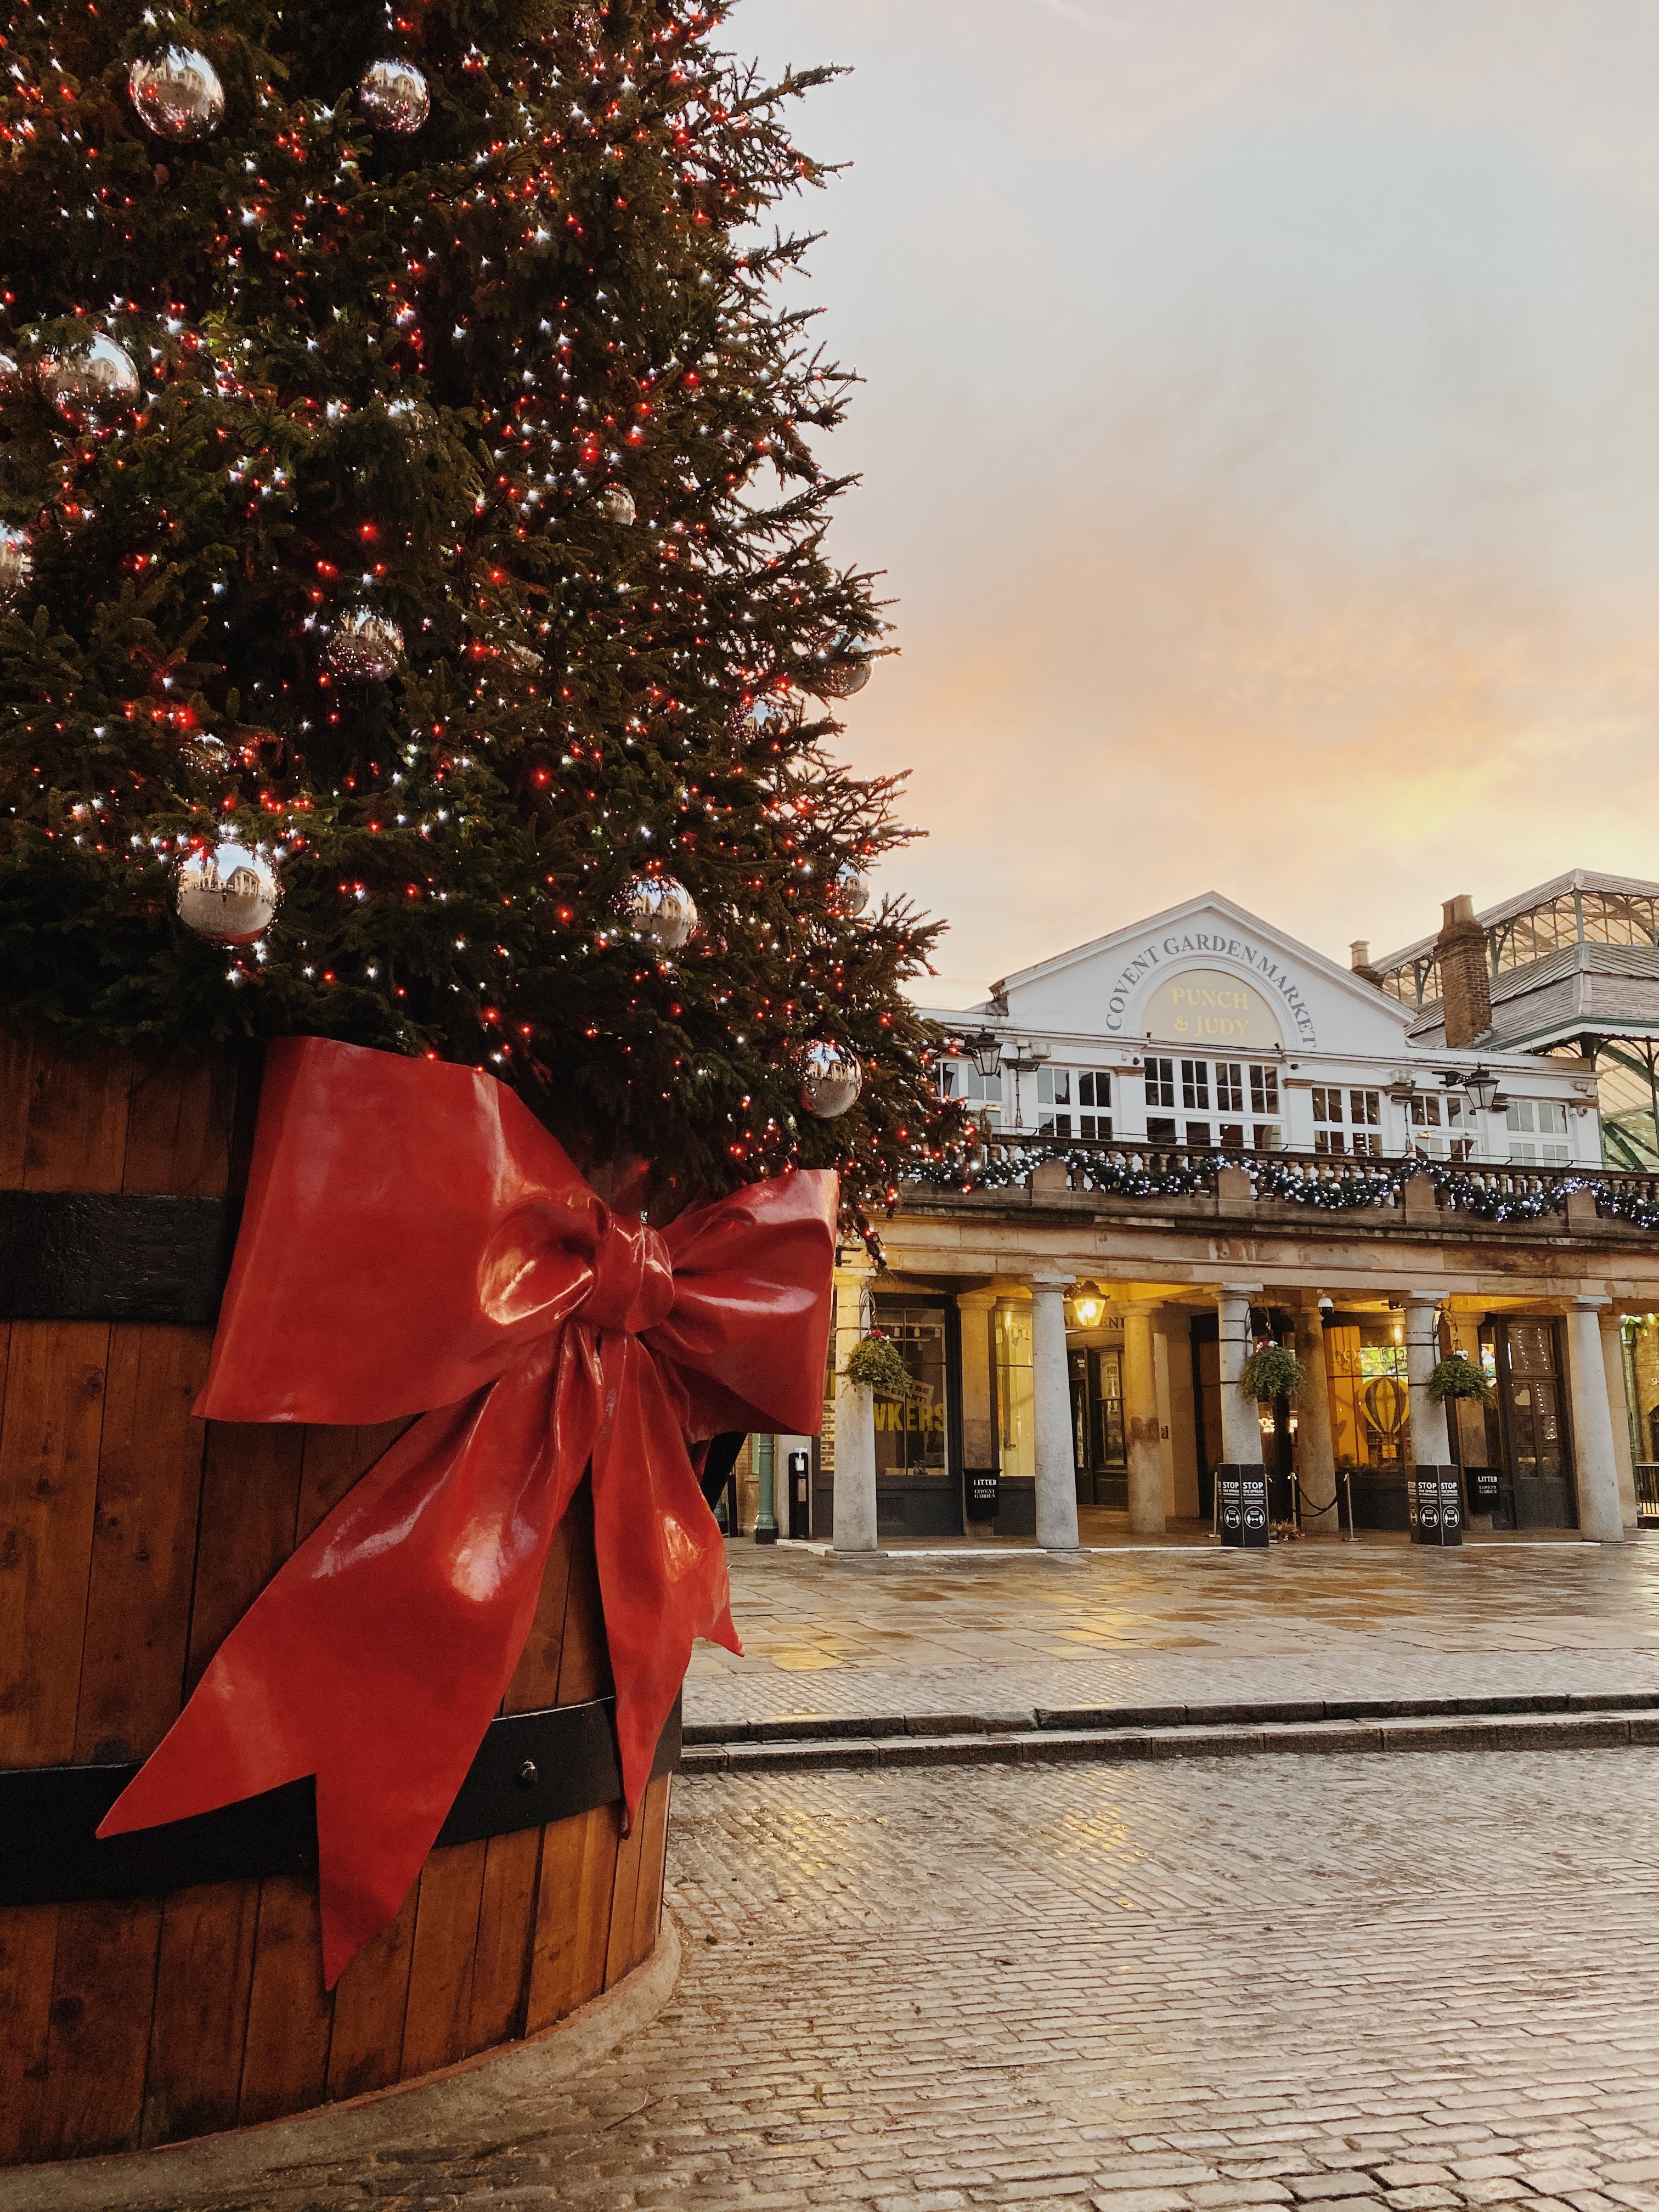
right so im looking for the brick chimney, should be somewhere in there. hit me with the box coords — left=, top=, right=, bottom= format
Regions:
left=1348, top=939, right=1384, bottom=989
left=1436, top=894, right=1491, bottom=1048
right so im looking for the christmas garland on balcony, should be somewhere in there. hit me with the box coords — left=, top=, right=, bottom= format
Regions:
left=909, top=1142, right=1659, bottom=1231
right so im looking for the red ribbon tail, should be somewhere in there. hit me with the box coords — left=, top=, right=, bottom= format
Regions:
left=590, top=1335, right=737, bottom=1822
left=99, top=1348, right=593, bottom=1986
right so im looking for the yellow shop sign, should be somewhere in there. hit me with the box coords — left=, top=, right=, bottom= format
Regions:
left=1144, top=967, right=1284, bottom=1049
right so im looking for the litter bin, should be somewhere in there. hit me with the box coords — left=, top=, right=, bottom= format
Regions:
left=787, top=1448, right=811, bottom=1539
left=966, top=1468, right=1000, bottom=1521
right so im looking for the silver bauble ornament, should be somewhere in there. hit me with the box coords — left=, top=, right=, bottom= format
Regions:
left=326, top=606, right=404, bottom=681
left=598, top=484, right=637, bottom=526
left=41, top=333, right=140, bottom=430
left=358, top=58, right=431, bottom=134
left=183, top=731, right=232, bottom=776
left=834, top=861, right=871, bottom=918
left=128, top=46, right=225, bottom=140
left=622, top=873, right=698, bottom=952
left=174, top=840, right=281, bottom=945
left=806, top=637, right=872, bottom=700
left=0, top=523, right=33, bottom=603
left=799, top=1040, right=864, bottom=1120
left=0, top=353, right=20, bottom=397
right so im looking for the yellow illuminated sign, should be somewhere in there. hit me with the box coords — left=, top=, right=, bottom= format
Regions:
left=1144, top=966, right=1284, bottom=1048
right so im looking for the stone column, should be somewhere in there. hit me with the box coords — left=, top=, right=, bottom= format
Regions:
left=1404, top=1295, right=1451, bottom=1466
left=1600, top=1310, right=1639, bottom=1534
left=832, top=1273, right=879, bottom=1552
left=1568, top=1297, right=1626, bottom=1544
left=1122, top=1304, right=1165, bottom=1536
left=753, top=1431, right=778, bottom=1544
left=1216, top=1283, right=1266, bottom=1465
left=1030, top=1273, right=1080, bottom=1550
left=1295, top=1292, right=1339, bottom=1536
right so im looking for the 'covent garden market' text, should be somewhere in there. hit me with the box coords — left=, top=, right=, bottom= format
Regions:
left=1104, top=934, right=1320, bottom=1046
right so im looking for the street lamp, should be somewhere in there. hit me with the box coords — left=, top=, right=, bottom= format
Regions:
left=967, top=1029, right=1005, bottom=1080
left=1003, top=1037, right=1050, bottom=1131
left=1071, top=1283, right=1104, bottom=1328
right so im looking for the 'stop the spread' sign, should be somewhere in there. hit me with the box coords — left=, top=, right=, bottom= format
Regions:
left=1144, top=967, right=1283, bottom=1048
left=1103, top=931, right=1318, bottom=1046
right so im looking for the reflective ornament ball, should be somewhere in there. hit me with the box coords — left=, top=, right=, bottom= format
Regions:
left=799, top=1040, right=864, bottom=1120
left=128, top=46, right=225, bottom=140
left=806, top=638, right=871, bottom=700
left=598, top=484, right=636, bottom=526
left=834, top=861, right=870, bottom=918
left=0, top=353, right=20, bottom=397
left=0, top=523, right=33, bottom=603
left=184, top=731, right=232, bottom=776
left=174, top=840, right=281, bottom=946
left=326, top=607, right=404, bottom=681
left=41, top=333, right=140, bottom=430
left=623, top=873, right=698, bottom=953
left=358, top=58, right=431, bottom=134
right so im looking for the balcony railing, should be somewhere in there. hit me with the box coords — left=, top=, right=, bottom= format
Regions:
left=904, top=1130, right=1659, bottom=1230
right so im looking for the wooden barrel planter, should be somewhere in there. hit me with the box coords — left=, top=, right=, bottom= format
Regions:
left=0, top=1028, right=675, bottom=2164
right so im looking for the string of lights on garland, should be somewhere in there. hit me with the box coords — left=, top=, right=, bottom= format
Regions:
left=915, top=1141, right=1659, bottom=1231
left=0, top=0, right=967, bottom=1209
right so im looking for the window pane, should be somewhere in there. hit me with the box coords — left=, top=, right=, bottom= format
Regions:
left=1352, top=1091, right=1380, bottom=1125
left=1181, top=1060, right=1210, bottom=1109
left=1186, top=1120, right=1212, bottom=1147
left=1216, top=1062, right=1244, bottom=1113
left=994, top=1306, right=1035, bottom=1480
left=1249, top=1065, right=1279, bottom=1114
left=1146, top=1058, right=1175, bottom=1108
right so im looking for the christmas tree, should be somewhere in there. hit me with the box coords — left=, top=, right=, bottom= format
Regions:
left=0, top=0, right=959, bottom=1210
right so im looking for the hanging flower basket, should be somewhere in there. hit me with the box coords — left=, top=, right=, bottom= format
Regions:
left=1238, top=1345, right=1306, bottom=1402
left=843, top=1331, right=911, bottom=1398
left=1426, top=1353, right=1493, bottom=1404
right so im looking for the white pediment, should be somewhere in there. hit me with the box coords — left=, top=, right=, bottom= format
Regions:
left=988, top=893, right=1414, bottom=1057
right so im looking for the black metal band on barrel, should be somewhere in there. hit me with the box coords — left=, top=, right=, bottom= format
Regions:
left=0, top=1696, right=680, bottom=1908
left=0, top=1190, right=242, bottom=1325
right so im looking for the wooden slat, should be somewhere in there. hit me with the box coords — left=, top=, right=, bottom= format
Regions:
left=31, top=1898, right=162, bottom=2159
left=555, top=1481, right=613, bottom=1705
left=294, top=1417, right=411, bottom=1549
left=236, top=1876, right=332, bottom=2126
left=0, top=1027, right=33, bottom=1187
left=626, top=1775, right=673, bottom=1973
left=75, top=1323, right=212, bottom=1762
left=603, top=1799, right=648, bottom=1992
left=185, top=1420, right=307, bottom=1697
left=139, top=1883, right=259, bottom=2147
left=399, top=1839, right=488, bottom=2080
left=503, top=1508, right=574, bottom=1714
left=121, top=1052, right=238, bottom=1197
left=524, top=1804, right=618, bottom=2034
left=326, top=1882, right=417, bottom=2103
left=0, top=1318, right=111, bottom=1765
left=463, top=1827, right=541, bottom=2055
left=21, top=1038, right=132, bottom=1193
left=0, top=1903, right=58, bottom=2164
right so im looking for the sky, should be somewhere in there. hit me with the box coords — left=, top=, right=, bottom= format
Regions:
left=740, top=1, right=1659, bottom=1007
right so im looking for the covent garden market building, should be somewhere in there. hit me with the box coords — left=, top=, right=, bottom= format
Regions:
left=740, top=872, right=1659, bottom=1553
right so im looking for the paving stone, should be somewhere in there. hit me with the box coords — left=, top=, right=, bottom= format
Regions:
left=1377, top=2171, right=1458, bottom=2189
left=1289, top=2179, right=1386, bottom=2202
left=1383, top=2192, right=1462, bottom=2209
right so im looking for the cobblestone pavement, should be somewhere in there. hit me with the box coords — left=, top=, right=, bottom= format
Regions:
left=198, top=1747, right=1659, bottom=2212
left=684, top=1541, right=1659, bottom=1730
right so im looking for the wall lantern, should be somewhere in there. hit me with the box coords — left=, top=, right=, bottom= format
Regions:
left=1463, top=1066, right=1501, bottom=1113
left=1070, top=1279, right=1105, bottom=1328
left=967, top=1029, right=1005, bottom=1080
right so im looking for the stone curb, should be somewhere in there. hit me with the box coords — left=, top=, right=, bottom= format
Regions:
left=680, top=1687, right=1659, bottom=1747
left=0, top=1916, right=683, bottom=2212
left=679, top=1705, right=1659, bottom=1778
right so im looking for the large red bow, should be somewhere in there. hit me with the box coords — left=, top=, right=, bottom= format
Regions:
left=99, top=1036, right=837, bottom=1984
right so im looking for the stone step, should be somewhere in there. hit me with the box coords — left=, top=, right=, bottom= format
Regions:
left=679, top=1698, right=1659, bottom=1776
